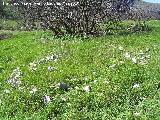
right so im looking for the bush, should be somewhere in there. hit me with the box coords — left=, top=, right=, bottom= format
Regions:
left=14, top=0, right=134, bottom=36
left=0, top=19, right=21, bottom=30
left=0, top=33, right=13, bottom=40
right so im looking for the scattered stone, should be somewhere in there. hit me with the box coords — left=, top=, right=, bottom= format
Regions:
left=59, top=82, right=70, bottom=91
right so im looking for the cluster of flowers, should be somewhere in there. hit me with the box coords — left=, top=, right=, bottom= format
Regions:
left=28, top=54, right=58, bottom=71
left=107, top=46, right=151, bottom=70
left=124, top=48, right=151, bottom=65
left=27, top=54, right=58, bottom=104
left=7, top=67, right=22, bottom=87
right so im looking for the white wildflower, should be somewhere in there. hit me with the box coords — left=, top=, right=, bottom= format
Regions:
left=131, top=57, right=137, bottom=64
left=139, top=60, right=147, bottom=65
left=29, top=62, right=37, bottom=71
left=118, top=46, right=124, bottom=51
left=139, top=50, right=143, bottom=53
left=103, top=81, right=109, bottom=84
left=145, top=48, right=150, bottom=52
left=46, top=54, right=58, bottom=61
left=124, top=52, right=131, bottom=59
left=54, top=83, right=60, bottom=89
left=61, top=97, right=67, bottom=101
left=67, top=103, right=72, bottom=106
left=93, top=80, right=97, bottom=83
left=109, top=64, right=116, bottom=69
left=7, top=67, right=22, bottom=87
left=7, top=79, right=21, bottom=87
left=18, top=86, right=25, bottom=91
left=98, top=93, right=103, bottom=96
left=48, top=66, right=55, bottom=71
left=145, top=54, right=151, bottom=59
left=83, top=85, right=91, bottom=92
left=29, top=87, right=38, bottom=94
left=139, top=52, right=145, bottom=56
left=133, top=83, right=140, bottom=88
left=75, top=86, right=79, bottom=90
left=43, top=95, right=51, bottom=104
left=38, top=58, right=46, bottom=64
left=139, top=56, right=145, bottom=60
left=4, top=89, right=10, bottom=94
left=84, top=77, right=88, bottom=81
left=92, top=72, right=96, bottom=75
left=134, top=112, right=141, bottom=116
left=119, top=61, right=125, bottom=64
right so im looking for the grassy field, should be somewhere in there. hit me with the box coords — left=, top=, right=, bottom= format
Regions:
left=0, top=20, right=160, bottom=119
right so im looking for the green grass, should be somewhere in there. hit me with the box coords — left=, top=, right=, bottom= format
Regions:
left=0, top=20, right=160, bottom=120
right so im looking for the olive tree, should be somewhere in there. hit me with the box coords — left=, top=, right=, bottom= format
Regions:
left=12, top=0, right=136, bottom=35
left=0, top=0, right=5, bottom=17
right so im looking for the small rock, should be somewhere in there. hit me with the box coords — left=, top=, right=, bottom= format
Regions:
left=59, top=82, right=70, bottom=91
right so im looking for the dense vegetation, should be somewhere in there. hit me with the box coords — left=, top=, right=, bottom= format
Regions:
left=0, top=20, right=160, bottom=119
left=0, top=0, right=160, bottom=119
left=133, top=0, right=160, bottom=19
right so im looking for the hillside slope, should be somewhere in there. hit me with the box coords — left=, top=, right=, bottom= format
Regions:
left=133, top=0, right=160, bottom=19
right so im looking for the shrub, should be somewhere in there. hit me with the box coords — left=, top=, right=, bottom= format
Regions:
left=13, top=0, right=135, bottom=36
left=0, top=33, right=13, bottom=40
